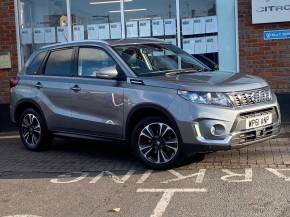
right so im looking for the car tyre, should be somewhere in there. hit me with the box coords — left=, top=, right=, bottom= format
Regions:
left=19, top=108, right=52, bottom=151
left=131, top=116, right=182, bottom=170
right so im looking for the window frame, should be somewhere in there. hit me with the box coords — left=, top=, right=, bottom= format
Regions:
left=40, top=47, right=77, bottom=77
left=75, top=45, right=126, bottom=81
left=25, top=50, right=48, bottom=76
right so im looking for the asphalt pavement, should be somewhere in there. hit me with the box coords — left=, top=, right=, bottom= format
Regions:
left=1, top=167, right=290, bottom=217
left=1, top=134, right=290, bottom=217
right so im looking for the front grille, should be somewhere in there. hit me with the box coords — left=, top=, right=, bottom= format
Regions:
left=231, top=124, right=280, bottom=146
left=239, top=126, right=274, bottom=144
left=240, top=108, right=274, bottom=119
left=228, top=88, right=272, bottom=107
left=230, top=107, right=280, bottom=146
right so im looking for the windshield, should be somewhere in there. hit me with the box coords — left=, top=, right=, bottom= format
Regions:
left=113, top=43, right=208, bottom=77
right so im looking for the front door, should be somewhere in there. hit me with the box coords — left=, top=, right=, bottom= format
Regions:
left=69, top=47, right=125, bottom=139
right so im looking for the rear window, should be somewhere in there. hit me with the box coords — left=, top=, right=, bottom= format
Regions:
left=44, top=48, right=74, bottom=77
left=26, top=51, right=47, bottom=75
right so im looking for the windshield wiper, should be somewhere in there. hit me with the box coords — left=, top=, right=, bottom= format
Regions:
left=166, top=69, right=202, bottom=75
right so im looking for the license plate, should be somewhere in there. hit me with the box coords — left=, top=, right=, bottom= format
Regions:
left=245, top=114, right=273, bottom=130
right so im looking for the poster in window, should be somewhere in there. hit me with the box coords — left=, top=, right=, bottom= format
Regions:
left=126, top=21, right=138, bottom=38
left=21, top=28, right=32, bottom=45
left=152, top=19, right=164, bottom=36
left=33, top=28, right=45, bottom=44
left=0, top=52, right=11, bottom=69
left=164, top=19, right=176, bottom=36
left=194, top=37, right=206, bottom=54
left=183, top=38, right=195, bottom=54
left=57, top=26, right=69, bottom=43
left=139, top=20, right=151, bottom=37
left=206, top=36, right=218, bottom=53
left=182, top=18, right=194, bottom=35
left=87, top=24, right=99, bottom=40
left=98, top=24, right=110, bottom=40
left=193, top=17, right=205, bottom=34
left=44, top=27, right=56, bottom=44
left=205, top=16, right=218, bottom=33
left=73, top=25, right=84, bottom=41
left=110, top=22, right=122, bottom=39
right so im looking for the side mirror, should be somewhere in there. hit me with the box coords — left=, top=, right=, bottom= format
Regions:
left=95, top=66, right=119, bottom=79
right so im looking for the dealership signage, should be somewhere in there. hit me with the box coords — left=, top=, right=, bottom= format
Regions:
left=264, top=29, right=290, bottom=40
left=252, top=0, right=290, bottom=24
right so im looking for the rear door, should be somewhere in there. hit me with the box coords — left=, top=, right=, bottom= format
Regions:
left=35, top=47, right=77, bottom=131
left=69, top=46, right=125, bottom=139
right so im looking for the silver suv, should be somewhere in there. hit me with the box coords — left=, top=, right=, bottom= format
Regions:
left=10, top=39, right=281, bottom=169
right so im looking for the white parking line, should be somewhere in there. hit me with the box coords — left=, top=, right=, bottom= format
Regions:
left=137, top=188, right=207, bottom=217
left=137, top=188, right=208, bottom=193
left=266, top=168, right=290, bottom=181
left=137, top=170, right=153, bottom=184
left=0, top=135, right=20, bottom=139
left=161, top=169, right=206, bottom=184
left=2, top=215, right=42, bottom=217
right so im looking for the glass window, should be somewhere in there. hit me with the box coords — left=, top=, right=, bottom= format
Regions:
left=70, top=0, right=121, bottom=41
left=26, top=51, right=47, bottom=75
left=78, top=47, right=117, bottom=77
left=113, top=43, right=207, bottom=76
left=19, top=0, right=68, bottom=63
left=180, top=0, right=218, bottom=70
left=124, top=0, right=177, bottom=43
left=44, top=49, right=74, bottom=76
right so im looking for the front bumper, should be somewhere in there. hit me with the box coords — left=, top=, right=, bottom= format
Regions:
left=169, top=95, right=281, bottom=153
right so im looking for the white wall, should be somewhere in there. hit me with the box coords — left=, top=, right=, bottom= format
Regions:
left=216, top=0, right=238, bottom=72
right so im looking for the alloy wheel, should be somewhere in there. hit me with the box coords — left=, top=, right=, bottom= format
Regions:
left=21, top=113, right=41, bottom=147
left=138, top=122, right=179, bottom=164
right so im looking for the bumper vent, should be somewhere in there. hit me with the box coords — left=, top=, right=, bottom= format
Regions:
left=228, top=88, right=272, bottom=107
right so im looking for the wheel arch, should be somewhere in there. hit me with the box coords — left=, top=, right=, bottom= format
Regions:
left=125, top=103, right=181, bottom=142
left=14, top=99, right=46, bottom=126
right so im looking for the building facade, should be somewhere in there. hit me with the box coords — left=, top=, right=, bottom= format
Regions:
left=0, top=0, right=290, bottom=105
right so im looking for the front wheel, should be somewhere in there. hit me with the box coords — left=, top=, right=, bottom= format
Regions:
left=131, top=116, right=182, bottom=170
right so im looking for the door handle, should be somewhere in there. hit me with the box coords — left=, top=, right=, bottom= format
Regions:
left=71, top=85, right=81, bottom=92
left=35, top=82, right=43, bottom=89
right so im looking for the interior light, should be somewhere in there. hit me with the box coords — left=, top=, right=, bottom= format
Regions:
left=109, top=8, right=147, bottom=13
left=90, top=0, right=132, bottom=5
left=129, top=17, right=161, bottom=21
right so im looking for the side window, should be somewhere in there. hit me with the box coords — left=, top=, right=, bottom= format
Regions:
left=78, top=47, right=117, bottom=78
left=26, top=51, right=47, bottom=75
left=44, top=48, right=74, bottom=76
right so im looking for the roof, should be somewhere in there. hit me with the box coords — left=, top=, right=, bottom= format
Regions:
left=105, top=38, right=165, bottom=46
left=39, top=38, right=166, bottom=51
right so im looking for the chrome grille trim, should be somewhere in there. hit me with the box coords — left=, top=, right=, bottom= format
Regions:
left=228, top=88, right=272, bottom=107
left=239, top=108, right=274, bottom=119
left=231, top=124, right=280, bottom=146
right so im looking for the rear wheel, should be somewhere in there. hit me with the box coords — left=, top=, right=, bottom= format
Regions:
left=131, top=116, right=182, bottom=170
left=19, top=108, right=52, bottom=151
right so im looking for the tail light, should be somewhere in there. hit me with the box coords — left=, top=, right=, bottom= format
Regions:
left=10, top=76, right=20, bottom=88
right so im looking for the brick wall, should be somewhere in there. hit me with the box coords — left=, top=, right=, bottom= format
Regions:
left=0, top=0, right=18, bottom=104
left=238, top=0, right=290, bottom=92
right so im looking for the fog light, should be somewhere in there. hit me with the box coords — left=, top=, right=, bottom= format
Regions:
left=210, top=124, right=226, bottom=136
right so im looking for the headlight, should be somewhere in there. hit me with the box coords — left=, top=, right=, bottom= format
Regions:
left=177, top=90, right=233, bottom=107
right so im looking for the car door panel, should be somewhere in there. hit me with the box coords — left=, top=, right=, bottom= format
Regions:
left=70, top=78, right=124, bottom=138
left=69, top=46, right=125, bottom=139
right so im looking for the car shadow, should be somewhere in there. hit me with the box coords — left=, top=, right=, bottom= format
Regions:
left=0, top=137, right=205, bottom=180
